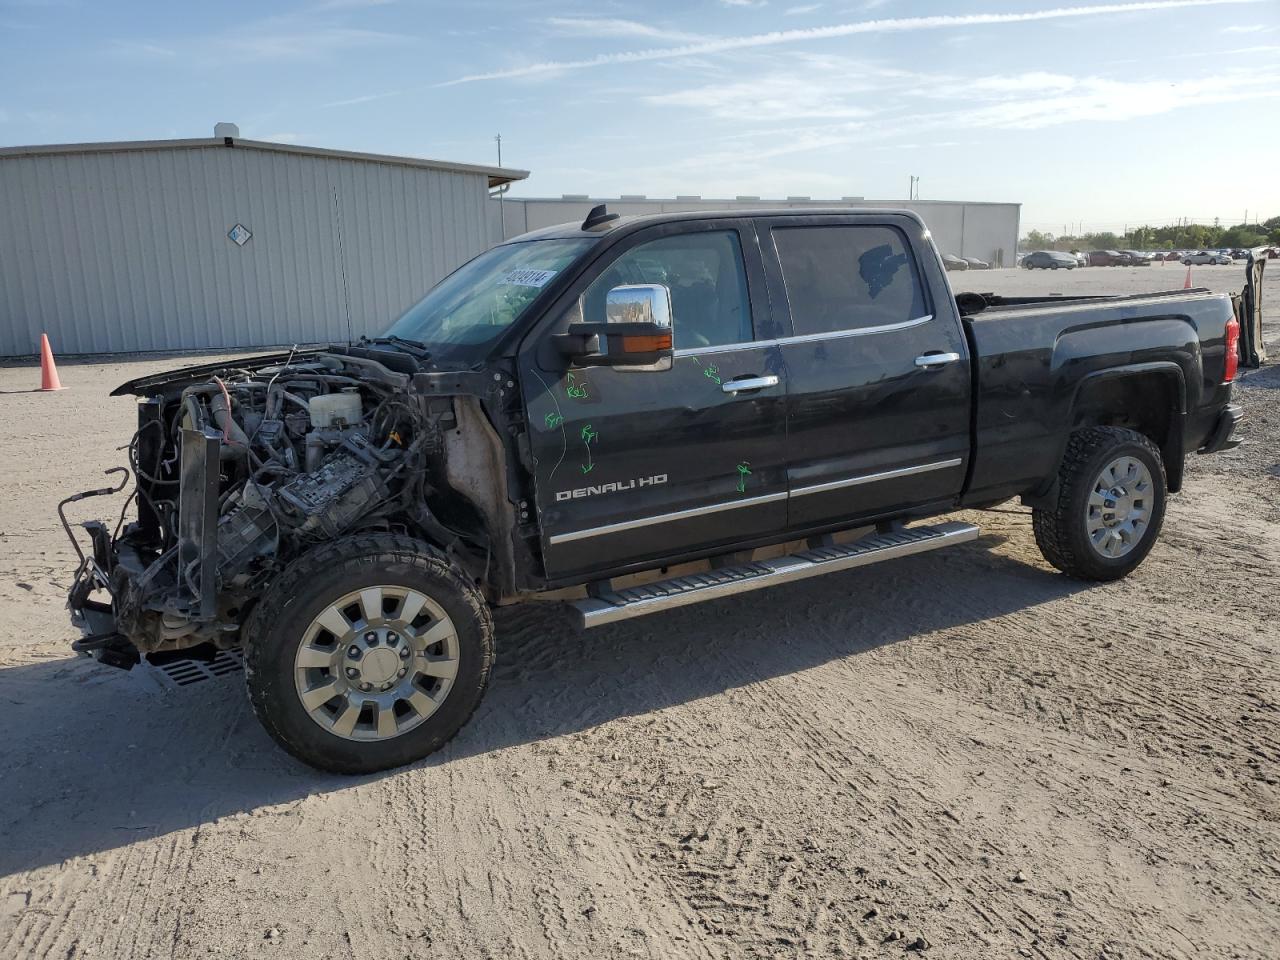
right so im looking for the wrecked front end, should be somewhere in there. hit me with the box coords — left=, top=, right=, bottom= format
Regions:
left=64, top=348, right=522, bottom=670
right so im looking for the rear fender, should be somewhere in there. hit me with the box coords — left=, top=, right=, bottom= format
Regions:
left=1025, top=363, right=1187, bottom=509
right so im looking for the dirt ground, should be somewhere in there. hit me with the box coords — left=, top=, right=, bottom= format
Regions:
left=1, top=262, right=1276, bottom=960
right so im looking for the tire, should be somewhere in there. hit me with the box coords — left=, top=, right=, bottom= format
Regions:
left=244, top=533, right=495, bottom=774
left=1032, top=427, right=1167, bottom=582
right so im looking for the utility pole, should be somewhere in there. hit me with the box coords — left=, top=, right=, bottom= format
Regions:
left=495, top=134, right=506, bottom=240
left=908, top=175, right=919, bottom=200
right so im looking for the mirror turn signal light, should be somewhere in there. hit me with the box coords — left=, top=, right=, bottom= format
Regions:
left=621, top=333, right=673, bottom=353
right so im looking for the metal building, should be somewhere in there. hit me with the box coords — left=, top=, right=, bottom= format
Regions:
left=491, top=195, right=1020, bottom=269
left=0, top=128, right=527, bottom=356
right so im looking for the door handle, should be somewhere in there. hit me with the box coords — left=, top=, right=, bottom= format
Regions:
left=722, top=375, right=779, bottom=394
left=914, top=352, right=961, bottom=369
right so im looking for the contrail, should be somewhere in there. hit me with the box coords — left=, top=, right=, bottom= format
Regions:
left=440, top=0, right=1266, bottom=85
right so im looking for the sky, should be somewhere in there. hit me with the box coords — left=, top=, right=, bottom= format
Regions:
left=2, top=0, right=1278, bottom=234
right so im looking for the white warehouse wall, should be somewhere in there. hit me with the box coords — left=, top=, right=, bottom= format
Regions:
left=0, top=142, right=501, bottom=356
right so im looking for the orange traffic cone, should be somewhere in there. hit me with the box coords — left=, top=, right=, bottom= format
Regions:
left=39, top=333, right=64, bottom=391
left=1183, top=265, right=1193, bottom=289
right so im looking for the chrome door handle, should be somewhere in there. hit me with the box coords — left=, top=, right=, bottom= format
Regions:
left=722, top=375, right=779, bottom=393
left=914, top=352, right=961, bottom=368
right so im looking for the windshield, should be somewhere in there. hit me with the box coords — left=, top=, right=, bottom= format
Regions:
left=383, top=238, right=592, bottom=359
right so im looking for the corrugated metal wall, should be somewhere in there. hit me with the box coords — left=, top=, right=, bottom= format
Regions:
left=0, top=145, right=491, bottom=356
left=491, top=197, right=1021, bottom=268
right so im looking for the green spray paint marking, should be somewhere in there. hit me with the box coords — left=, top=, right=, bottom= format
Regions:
left=544, top=411, right=565, bottom=430
left=687, top=355, right=722, bottom=389
left=580, top=423, right=599, bottom=474
left=736, top=461, right=752, bottom=494
left=565, top=372, right=589, bottom=400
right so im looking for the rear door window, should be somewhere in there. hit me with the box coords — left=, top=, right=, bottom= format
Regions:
left=772, top=225, right=927, bottom=336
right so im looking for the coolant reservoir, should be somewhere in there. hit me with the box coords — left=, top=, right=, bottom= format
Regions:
left=309, top=389, right=362, bottom=429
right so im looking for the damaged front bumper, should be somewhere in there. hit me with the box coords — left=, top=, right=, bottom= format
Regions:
left=61, top=468, right=142, bottom=669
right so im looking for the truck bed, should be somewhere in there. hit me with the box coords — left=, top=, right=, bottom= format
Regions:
left=957, top=287, right=1237, bottom=507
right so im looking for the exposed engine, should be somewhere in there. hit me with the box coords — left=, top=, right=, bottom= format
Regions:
left=67, top=351, right=474, bottom=661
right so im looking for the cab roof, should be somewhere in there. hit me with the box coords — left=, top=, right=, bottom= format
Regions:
left=500, top=206, right=929, bottom=244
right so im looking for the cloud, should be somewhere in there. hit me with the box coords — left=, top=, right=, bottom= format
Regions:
left=785, top=4, right=822, bottom=13
left=1220, top=22, right=1275, bottom=31
left=648, top=75, right=877, bottom=121
left=546, top=17, right=706, bottom=42
left=323, top=91, right=402, bottom=108
left=110, top=15, right=408, bottom=66
left=626, top=53, right=1280, bottom=190
left=106, top=39, right=179, bottom=59
left=442, top=0, right=1265, bottom=85
left=223, top=26, right=404, bottom=60
left=315, top=0, right=397, bottom=8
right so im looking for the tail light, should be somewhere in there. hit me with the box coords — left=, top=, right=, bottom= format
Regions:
left=1223, top=316, right=1240, bottom=384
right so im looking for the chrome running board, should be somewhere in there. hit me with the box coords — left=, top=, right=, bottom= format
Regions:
left=571, top=520, right=980, bottom=628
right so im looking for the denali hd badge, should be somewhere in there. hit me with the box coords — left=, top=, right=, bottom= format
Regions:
left=555, top=474, right=667, bottom=501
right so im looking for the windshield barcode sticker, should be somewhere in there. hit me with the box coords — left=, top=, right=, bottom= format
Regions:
left=500, top=268, right=557, bottom=288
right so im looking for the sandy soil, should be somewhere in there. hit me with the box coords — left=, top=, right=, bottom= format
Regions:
left=1, top=263, right=1276, bottom=960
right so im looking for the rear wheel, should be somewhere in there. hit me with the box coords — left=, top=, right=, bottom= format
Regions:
left=1032, top=427, right=1166, bottom=581
left=244, top=534, right=495, bottom=774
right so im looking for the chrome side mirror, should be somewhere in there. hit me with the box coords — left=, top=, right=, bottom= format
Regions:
left=605, top=283, right=673, bottom=329
left=554, top=283, right=675, bottom=371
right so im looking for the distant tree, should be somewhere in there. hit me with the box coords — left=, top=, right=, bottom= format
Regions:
left=1084, top=231, right=1121, bottom=249
left=1221, top=226, right=1267, bottom=248
left=1022, top=229, right=1053, bottom=249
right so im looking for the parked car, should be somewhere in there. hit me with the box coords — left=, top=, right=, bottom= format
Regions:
left=962, top=257, right=990, bottom=270
left=1121, top=250, right=1152, bottom=266
left=1183, top=250, right=1232, bottom=265
left=1088, top=250, right=1131, bottom=267
left=1023, top=250, right=1078, bottom=270
left=64, top=206, right=1246, bottom=773
left=942, top=254, right=969, bottom=271
left=1159, top=251, right=1182, bottom=262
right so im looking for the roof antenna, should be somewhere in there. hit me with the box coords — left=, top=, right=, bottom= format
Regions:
left=581, top=203, right=618, bottom=231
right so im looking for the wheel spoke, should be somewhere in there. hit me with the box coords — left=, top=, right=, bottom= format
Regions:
left=417, top=618, right=455, bottom=649
left=359, top=587, right=385, bottom=625
left=407, top=689, right=440, bottom=718
left=313, top=606, right=351, bottom=641
left=398, top=590, right=428, bottom=626
left=375, top=702, right=398, bottom=738
left=331, top=698, right=361, bottom=738
left=300, top=681, right=340, bottom=712
left=296, top=644, right=334, bottom=669
left=418, top=654, right=459, bottom=681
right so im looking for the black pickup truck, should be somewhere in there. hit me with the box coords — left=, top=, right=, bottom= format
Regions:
left=64, top=207, right=1246, bottom=773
